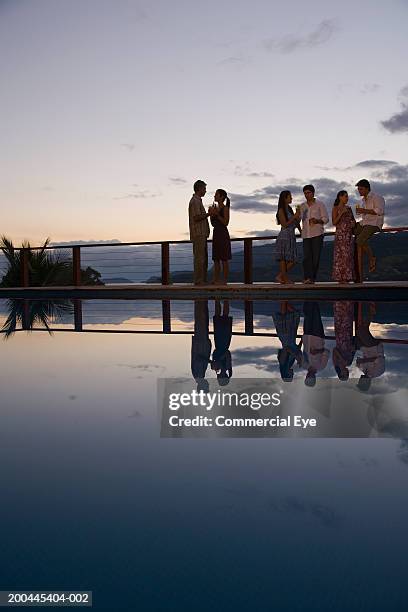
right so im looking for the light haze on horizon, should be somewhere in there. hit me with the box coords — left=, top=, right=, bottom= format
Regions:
left=1, top=0, right=407, bottom=244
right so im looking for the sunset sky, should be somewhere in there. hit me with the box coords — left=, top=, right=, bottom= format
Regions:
left=1, top=0, right=407, bottom=245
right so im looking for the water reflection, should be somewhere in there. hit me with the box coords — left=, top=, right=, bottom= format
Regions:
left=191, top=300, right=211, bottom=392
left=2, top=298, right=407, bottom=391
left=210, top=300, right=233, bottom=385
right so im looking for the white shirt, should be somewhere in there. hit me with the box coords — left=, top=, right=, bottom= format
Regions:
left=359, top=191, right=385, bottom=229
left=300, top=199, right=329, bottom=239
left=302, top=335, right=330, bottom=372
left=357, top=343, right=385, bottom=378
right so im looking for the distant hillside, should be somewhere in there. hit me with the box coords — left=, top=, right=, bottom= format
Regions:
left=147, top=232, right=408, bottom=283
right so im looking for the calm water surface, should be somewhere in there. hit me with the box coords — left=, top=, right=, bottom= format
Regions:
left=1, top=299, right=407, bottom=611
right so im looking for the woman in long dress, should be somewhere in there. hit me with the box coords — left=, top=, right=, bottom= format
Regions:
left=275, top=190, right=301, bottom=284
left=332, top=190, right=356, bottom=283
left=210, top=189, right=231, bottom=285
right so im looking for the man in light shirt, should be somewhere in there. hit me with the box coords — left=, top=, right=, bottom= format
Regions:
left=302, top=301, right=330, bottom=386
left=354, top=179, right=385, bottom=282
left=188, top=179, right=211, bottom=285
left=299, top=184, right=329, bottom=284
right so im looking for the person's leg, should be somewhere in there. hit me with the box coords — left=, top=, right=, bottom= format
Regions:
left=356, top=226, right=377, bottom=281
left=303, top=239, right=313, bottom=281
left=193, top=238, right=207, bottom=284
left=213, top=261, right=221, bottom=284
left=276, top=260, right=288, bottom=283
left=203, top=239, right=208, bottom=283
left=193, top=240, right=200, bottom=284
left=221, top=260, right=229, bottom=284
left=311, top=235, right=324, bottom=282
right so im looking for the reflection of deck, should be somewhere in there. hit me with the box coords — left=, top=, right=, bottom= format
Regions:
left=1, top=281, right=408, bottom=301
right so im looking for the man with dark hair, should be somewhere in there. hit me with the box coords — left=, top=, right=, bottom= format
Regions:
left=299, top=184, right=329, bottom=284
left=189, top=180, right=210, bottom=285
left=354, top=179, right=385, bottom=282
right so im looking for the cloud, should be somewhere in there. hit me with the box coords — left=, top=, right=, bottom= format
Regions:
left=381, top=85, right=408, bottom=133
left=169, top=177, right=188, bottom=186
left=264, top=18, right=338, bottom=54
left=230, top=161, right=408, bottom=226
left=217, top=55, right=249, bottom=68
left=114, top=189, right=160, bottom=200
left=233, top=164, right=274, bottom=178
left=316, top=160, right=398, bottom=172
left=269, top=496, right=344, bottom=529
left=360, top=83, right=381, bottom=95
left=230, top=193, right=275, bottom=214
left=121, top=143, right=135, bottom=152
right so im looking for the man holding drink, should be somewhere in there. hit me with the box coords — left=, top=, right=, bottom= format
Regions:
left=354, top=179, right=385, bottom=283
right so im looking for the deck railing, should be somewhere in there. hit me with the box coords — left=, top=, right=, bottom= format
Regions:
left=3, top=226, right=408, bottom=288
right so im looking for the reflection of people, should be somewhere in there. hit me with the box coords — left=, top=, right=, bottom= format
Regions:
left=299, top=184, right=329, bottom=284
left=354, top=179, right=385, bottom=283
left=189, top=180, right=210, bottom=285
left=275, top=191, right=301, bottom=284
left=191, top=300, right=211, bottom=391
left=211, top=300, right=233, bottom=385
left=332, top=301, right=355, bottom=380
left=302, top=301, right=329, bottom=386
left=355, top=302, right=385, bottom=391
left=332, top=190, right=356, bottom=283
left=209, top=189, right=231, bottom=285
left=272, top=301, right=303, bottom=381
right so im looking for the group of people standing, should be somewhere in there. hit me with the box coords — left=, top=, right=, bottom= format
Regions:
left=188, top=178, right=385, bottom=285
left=191, top=299, right=385, bottom=390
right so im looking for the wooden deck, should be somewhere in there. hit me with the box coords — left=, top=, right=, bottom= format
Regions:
left=1, top=281, right=407, bottom=301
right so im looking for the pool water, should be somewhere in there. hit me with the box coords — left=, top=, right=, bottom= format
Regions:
left=0, top=298, right=407, bottom=611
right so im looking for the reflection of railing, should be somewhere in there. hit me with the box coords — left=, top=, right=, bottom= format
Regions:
left=3, top=299, right=407, bottom=345
left=8, top=226, right=408, bottom=288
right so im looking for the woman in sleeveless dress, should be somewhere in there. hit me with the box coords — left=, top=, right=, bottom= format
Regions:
left=332, top=190, right=356, bottom=283
left=275, top=190, right=301, bottom=284
left=210, top=189, right=231, bottom=285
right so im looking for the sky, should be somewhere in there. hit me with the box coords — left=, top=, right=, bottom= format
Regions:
left=1, top=0, right=408, bottom=245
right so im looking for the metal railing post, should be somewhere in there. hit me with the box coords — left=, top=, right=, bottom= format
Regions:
left=244, top=238, right=253, bottom=284
left=20, top=248, right=29, bottom=287
left=162, top=300, right=171, bottom=333
left=161, top=242, right=170, bottom=285
left=73, top=299, right=83, bottom=331
left=244, top=301, right=254, bottom=335
left=72, top=246, right=81, bottom=286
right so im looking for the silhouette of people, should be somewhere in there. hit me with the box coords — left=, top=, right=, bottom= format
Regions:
left=332, top=300, right=356, bottom=380
left=299, top=184, right=329, bottom=284
left=210, top=300, right=233, bottom=385
left=332, top=190, right=356, bottom=283
left=275, top=191, right=301, bottom=284
left=272, top=301, right=303, bottom=381
left=209, top=189, right=232, bottom=285
left=189, top=180, right=210, bottom=285
left=191, top=300, right=211, bottom=391
left=355, top=302, right=385, bottom=390
left=302, top=301, right=329, bottom=386
left=354, top=179, right=385, bottom=283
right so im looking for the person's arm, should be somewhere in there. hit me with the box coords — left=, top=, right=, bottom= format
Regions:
left=191, top=201, right=209, bottom=223
left=332, top=206, right=345, bottom=225
left=215, top=207, right=230, bottom=226
left=310, top=203, right=328, bottom=225
left=356, top=195, right=382, bottom=216
left=278, top=208, right=299, bottom=229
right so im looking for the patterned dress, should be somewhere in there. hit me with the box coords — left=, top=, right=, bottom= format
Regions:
left=275, top=210, right=298, bottom=262
left=333, top=300, right=355, bottom=368
left=332, top=206, right=355, bottom=282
